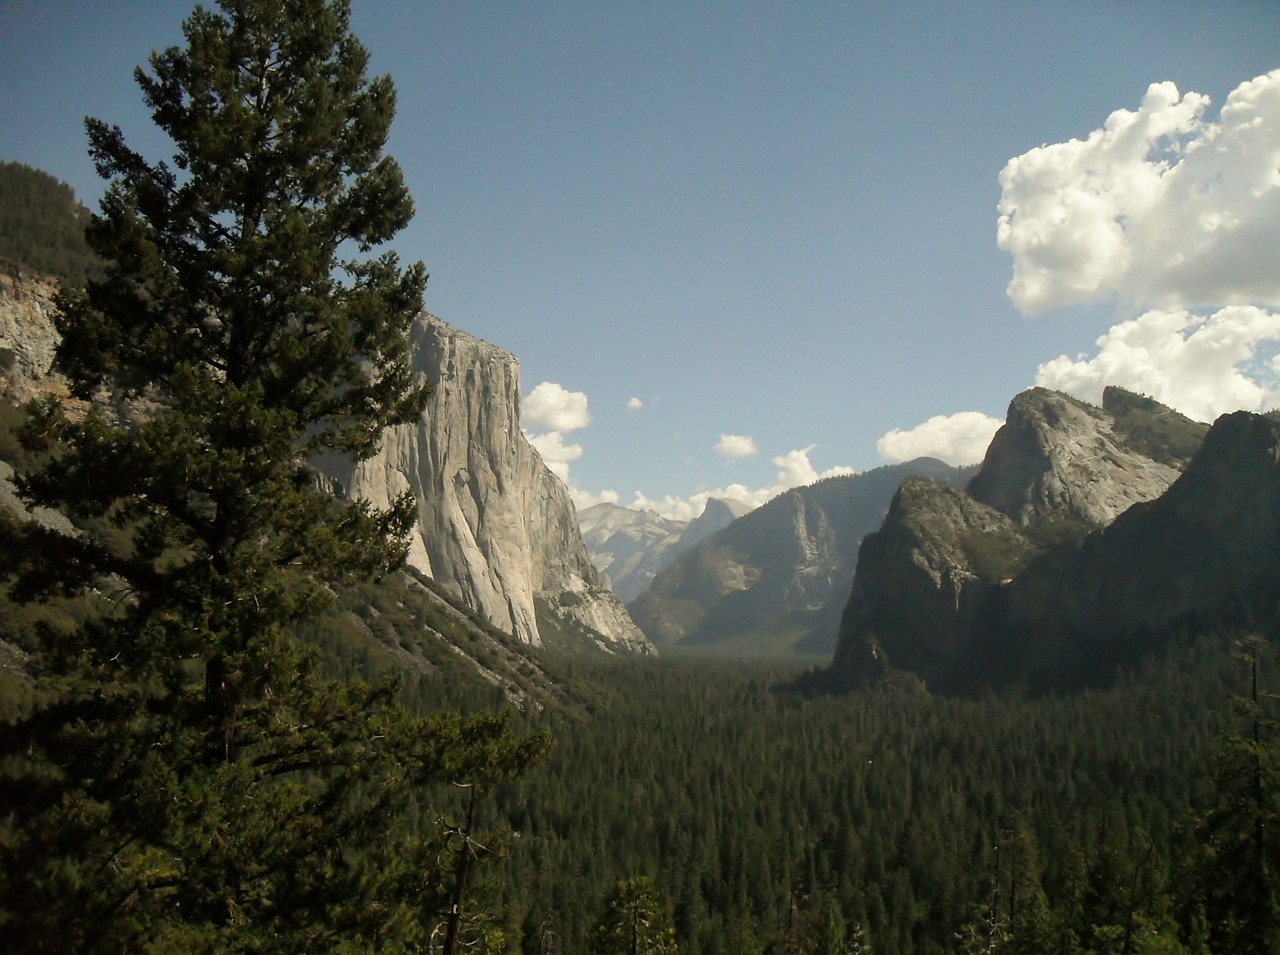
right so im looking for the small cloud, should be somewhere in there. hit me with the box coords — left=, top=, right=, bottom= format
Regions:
left=627, top=397, right=644, bottom=411
left=771, top=445, right=855, bottom=486
left=524, top=381, right=591, bottom=432
left=715, top=434, right=758, bottom=459
left=1035, top=305, right=1280, bottom=419
left=877, top=412, right=1002, bottom=466
left=527, top=431, right=583, bottom=482
left=570, top=486, right=620, bottom=510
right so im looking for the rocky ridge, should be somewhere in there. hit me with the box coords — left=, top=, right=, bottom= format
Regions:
left=825, top=386, right=1254, bottom=693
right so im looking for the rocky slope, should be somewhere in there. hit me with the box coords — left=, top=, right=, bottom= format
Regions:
left=0, top=270, right=63, bottom=403
left=998, top=410, right=1280, bottom=689
left=317, top=314, right=651, bottom=654
left=578, top=497, right=750, bottom=604
left=629, top=458, right=971, bottom=656
left=825, top=386, right=1243, bottom=693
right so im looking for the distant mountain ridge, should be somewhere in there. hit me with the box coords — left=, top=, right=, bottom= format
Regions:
left=629, top=458, right=973, bottom=656
left=578, top=497, right=751, bottom=604
left=820, top=386, right=1280, bottom=694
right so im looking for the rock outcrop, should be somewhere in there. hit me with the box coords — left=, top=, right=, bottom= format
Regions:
left=967, top=387, right=1186, bottom=527
left=629, top=459, right=971, bottom=656
left=319, top=314, right=651, bottom=654
left=0, top=270, right=62, bottom=402
left=828, top=478, right=1024, bottom=688
left=579, top=497, right=750, bottom=604
left=824, top=387, right=1244, bottom=693
left=1002, top=410, right=1280, bottom=688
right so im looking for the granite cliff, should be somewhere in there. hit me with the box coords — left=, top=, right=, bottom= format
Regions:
left=823, top=386, right=1259, bottom=693
left=318, top=314, right=651, bottom=654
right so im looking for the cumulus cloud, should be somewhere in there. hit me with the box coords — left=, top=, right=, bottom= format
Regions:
left=523, top=381, right=591, bottom=432
left=522, top=381, right=594, bottom=486
left=1035, top=305, right=1280, bottom=420
left=877, top=412, right=1002, bottom=466
left=998, top=70, right=1280, bottom=313
left=771, top=446, right=856, bottom=486
left=630, top=446, right=855, bottom=521
left=627, top=397, right=644, bottom=411
left=526, top=430, right=584, bottom=483
left=570, top=486, right=620, bottom=510
left=715, top=433, right=758, bottom=459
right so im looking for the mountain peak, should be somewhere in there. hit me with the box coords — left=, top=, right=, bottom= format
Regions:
left=966, top=387, right=1195, bottom=528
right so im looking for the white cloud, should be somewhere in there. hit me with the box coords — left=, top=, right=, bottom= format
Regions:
left=523, top=381, right=591, bottom=432
left=527, top=430, right=584, bottom=482
left=629, top=446, right=855, bottom=521
left=877, top=412, right=1002, bottom=466
left=1035, top=305, right=1280, bottom=420
left=998, top=70, right=1280, bottom=313
left=570, top=486, right=620, bottom=510
left=627, top=397, right=644, bottom=411
left=771, top=445, right=856, bottom=486
left=715, top=433, right=758, bottom=459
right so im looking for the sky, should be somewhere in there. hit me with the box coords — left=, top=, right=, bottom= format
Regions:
left=3, top=1, right=1280, bottom=521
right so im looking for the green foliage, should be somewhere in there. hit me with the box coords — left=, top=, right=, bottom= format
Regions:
left=1180, top=635, right=1280, bottom=954
left=960, top=524, right=1035, bottom=582
left=0, top=161, right=101, bottom=286
left=1106, top=387, right=1208, bottom=469
left=590, top=876, right=679, bottom=955
left=489, top=637, right=1242, bottom=954
left=0, top=2, right=545, bottom=950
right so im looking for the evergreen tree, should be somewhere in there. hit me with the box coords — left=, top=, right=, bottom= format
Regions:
left=590, top=876, right=680, bottom=955
left=1185, top=635, right=1280, bottom=953
left=0, top=0, right=546, bottom=950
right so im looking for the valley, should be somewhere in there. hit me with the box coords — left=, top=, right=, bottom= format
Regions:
left=4, top=127, right=1280, bottom=952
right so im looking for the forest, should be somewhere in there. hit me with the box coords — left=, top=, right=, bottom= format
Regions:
left=0, top=161, right=100, bottom=286
left=2, top=1, right=1279, bottom=952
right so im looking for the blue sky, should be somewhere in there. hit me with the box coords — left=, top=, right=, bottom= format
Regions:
left=3, top=1, right=1280, bottom=520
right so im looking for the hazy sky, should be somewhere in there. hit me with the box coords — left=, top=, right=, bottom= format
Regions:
left=3, top=1, right=1279, bottom=519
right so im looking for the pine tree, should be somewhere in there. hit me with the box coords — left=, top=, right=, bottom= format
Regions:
left=1185, top=635, right=1280, bottom=954
left=0, top=1, right=546, bottom=950
left=590, top=876, right=680, bottom=955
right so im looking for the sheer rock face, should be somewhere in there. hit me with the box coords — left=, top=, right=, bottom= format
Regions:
left=1005, top=411, right=1280, bottom=688
left=0, top=272, right=648, bottom=654
left=828, top=479, right=1022, bottom=688
left=0, top=272, right=62, bottom=401
left=967, top=387, right=1183, bottom=527
left=321, top=315, right=651, bottom=654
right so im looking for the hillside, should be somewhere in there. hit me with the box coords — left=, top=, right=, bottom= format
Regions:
left=629, top=458, right=972, bottom=657
left=0, top=161, right=100, bottom=287
left=818, top=386, right=1280, bottom=695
